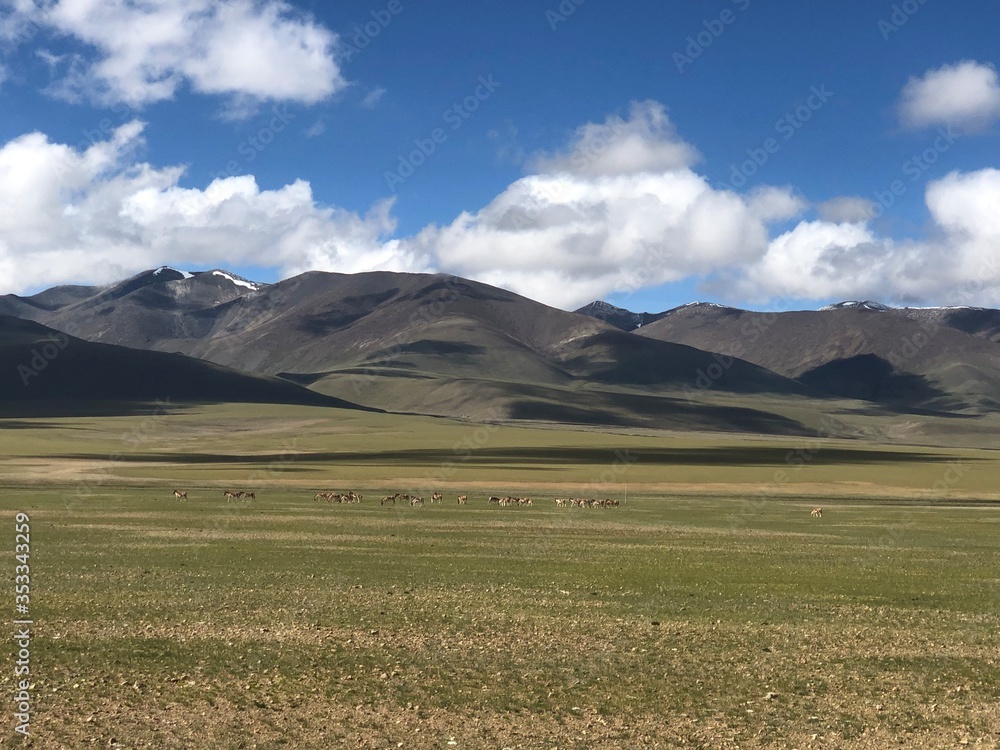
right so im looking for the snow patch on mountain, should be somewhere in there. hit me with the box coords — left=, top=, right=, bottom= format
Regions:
left=820, top=301, right=891, bottom=312
left=153, top=266, right=193, bottom=279
left=210, top=270, right=262, bottom=290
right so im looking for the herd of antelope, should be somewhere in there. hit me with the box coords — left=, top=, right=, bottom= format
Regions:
left=169, top=489, right=824, bottom=519
left=488, top=496, right=533, bottom=507
left=555, top=497, right=620, bottom=508
left=315, top=491, right=362, bottom=503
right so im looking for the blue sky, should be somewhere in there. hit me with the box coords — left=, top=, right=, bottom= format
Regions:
left=1, top=0, right=999, bottom=312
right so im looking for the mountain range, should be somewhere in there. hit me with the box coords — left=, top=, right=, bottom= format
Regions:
left=3, top=268, right=1000, bottom=440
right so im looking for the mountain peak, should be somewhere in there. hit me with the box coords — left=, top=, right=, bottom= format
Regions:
left=820, top=300, right=891, bottom=312
left=152, top=266, right=193, bottom=279
left=574, top=300, right=665, bottom=331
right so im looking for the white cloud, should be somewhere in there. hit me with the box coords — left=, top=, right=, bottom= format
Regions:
left=403, top=103, right=794, bottom=309
left=0, top=122, right=427, bottom=294
left=531, top=100, right=700, bottom=177
left=747, top=186, right=807, bottom=223
left=899, top=60, right=1000, bottom=130
left=816, top=196, right=877, bottom=223
left=14, top=0, right=345, bottom=109
left=304, top=120, right=326, bottom=138
left=4, top=100, right=1000, bottom=311
left=360, top=87, right=386, bottom=108
left=403, top=99, right=1000, bottom=309
left=728, top=170, right=1000, bottom=305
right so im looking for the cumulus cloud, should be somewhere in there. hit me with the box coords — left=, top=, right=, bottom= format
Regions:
left=4, top=99, right=1000, bottom=310
left=816, top=196, right=878, bottom=223
left=404, top=102, right=798, bottom=308
left=403, top=99, right=1000, bottom=309
left=0, top=122, right=427, bottom=294
left=13, top=0, right=345, bottom=110
left=728, top=170, right=1000, bottom=305
left=899, top=60, right=1000, bottom=130
left=530, top=100, right=700, bottom=177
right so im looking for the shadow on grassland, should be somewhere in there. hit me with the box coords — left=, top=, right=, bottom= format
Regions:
left=37, top=446, right=971, bottom=467
left=507, top=398, right=809, bottom=435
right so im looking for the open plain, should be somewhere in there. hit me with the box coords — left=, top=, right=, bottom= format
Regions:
left=0, top=404, right=997, bottom=748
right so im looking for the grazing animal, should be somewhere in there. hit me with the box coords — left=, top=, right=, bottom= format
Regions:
left=381, top=495, right=396, bottom=506
left=810, top=507, right=823, bottom=518
left=172, top=490, right=187, bottom=500
left=224, top=491, right=238, bottom=501
left=431, top=492, right=443, bottom=504
left=488, top=496, right=501, bottom=505
left=457, top=495, right=468, bottom=505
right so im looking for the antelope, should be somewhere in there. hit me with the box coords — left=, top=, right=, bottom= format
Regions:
left=488, top=496, right=501, bottom=505
left=431, top=492, right=443, bottom=504
left=555, top=498, right=567, bottom=507
left=224, top=491, right=238, bottom=501
left=810, top=507, right=823, bottom=518
left=381, top=495, right=396, bottom=506
left=410, top=496, right=424, bottom=506
left=172, top=490, right=187, bottom=500
left=457, top=495, right=468, bottom=505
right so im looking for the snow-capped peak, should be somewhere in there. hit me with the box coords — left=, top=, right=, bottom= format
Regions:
left=820, top=300, right=890, bottom=312
left=672, top=301, right=732, bottom=312
left=153, top=266, right=193, bottom=279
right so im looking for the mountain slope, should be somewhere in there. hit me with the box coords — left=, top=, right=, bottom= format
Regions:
left=635, top=303, right=1000, bottom=412
left=0, top=315, right=373, bottom=416
left=3, top=270, right=820, bottom=432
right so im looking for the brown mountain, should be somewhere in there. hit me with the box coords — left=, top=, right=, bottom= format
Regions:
left=1, top=269, right=817, bottom=433
left=631, top=301, right=1000, bottom=412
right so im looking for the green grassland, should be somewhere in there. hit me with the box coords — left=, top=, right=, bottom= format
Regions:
left=0, top=404, right=997, bottom=748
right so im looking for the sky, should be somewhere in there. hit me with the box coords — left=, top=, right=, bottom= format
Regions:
left=0, top=0, right=999, bottom=312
